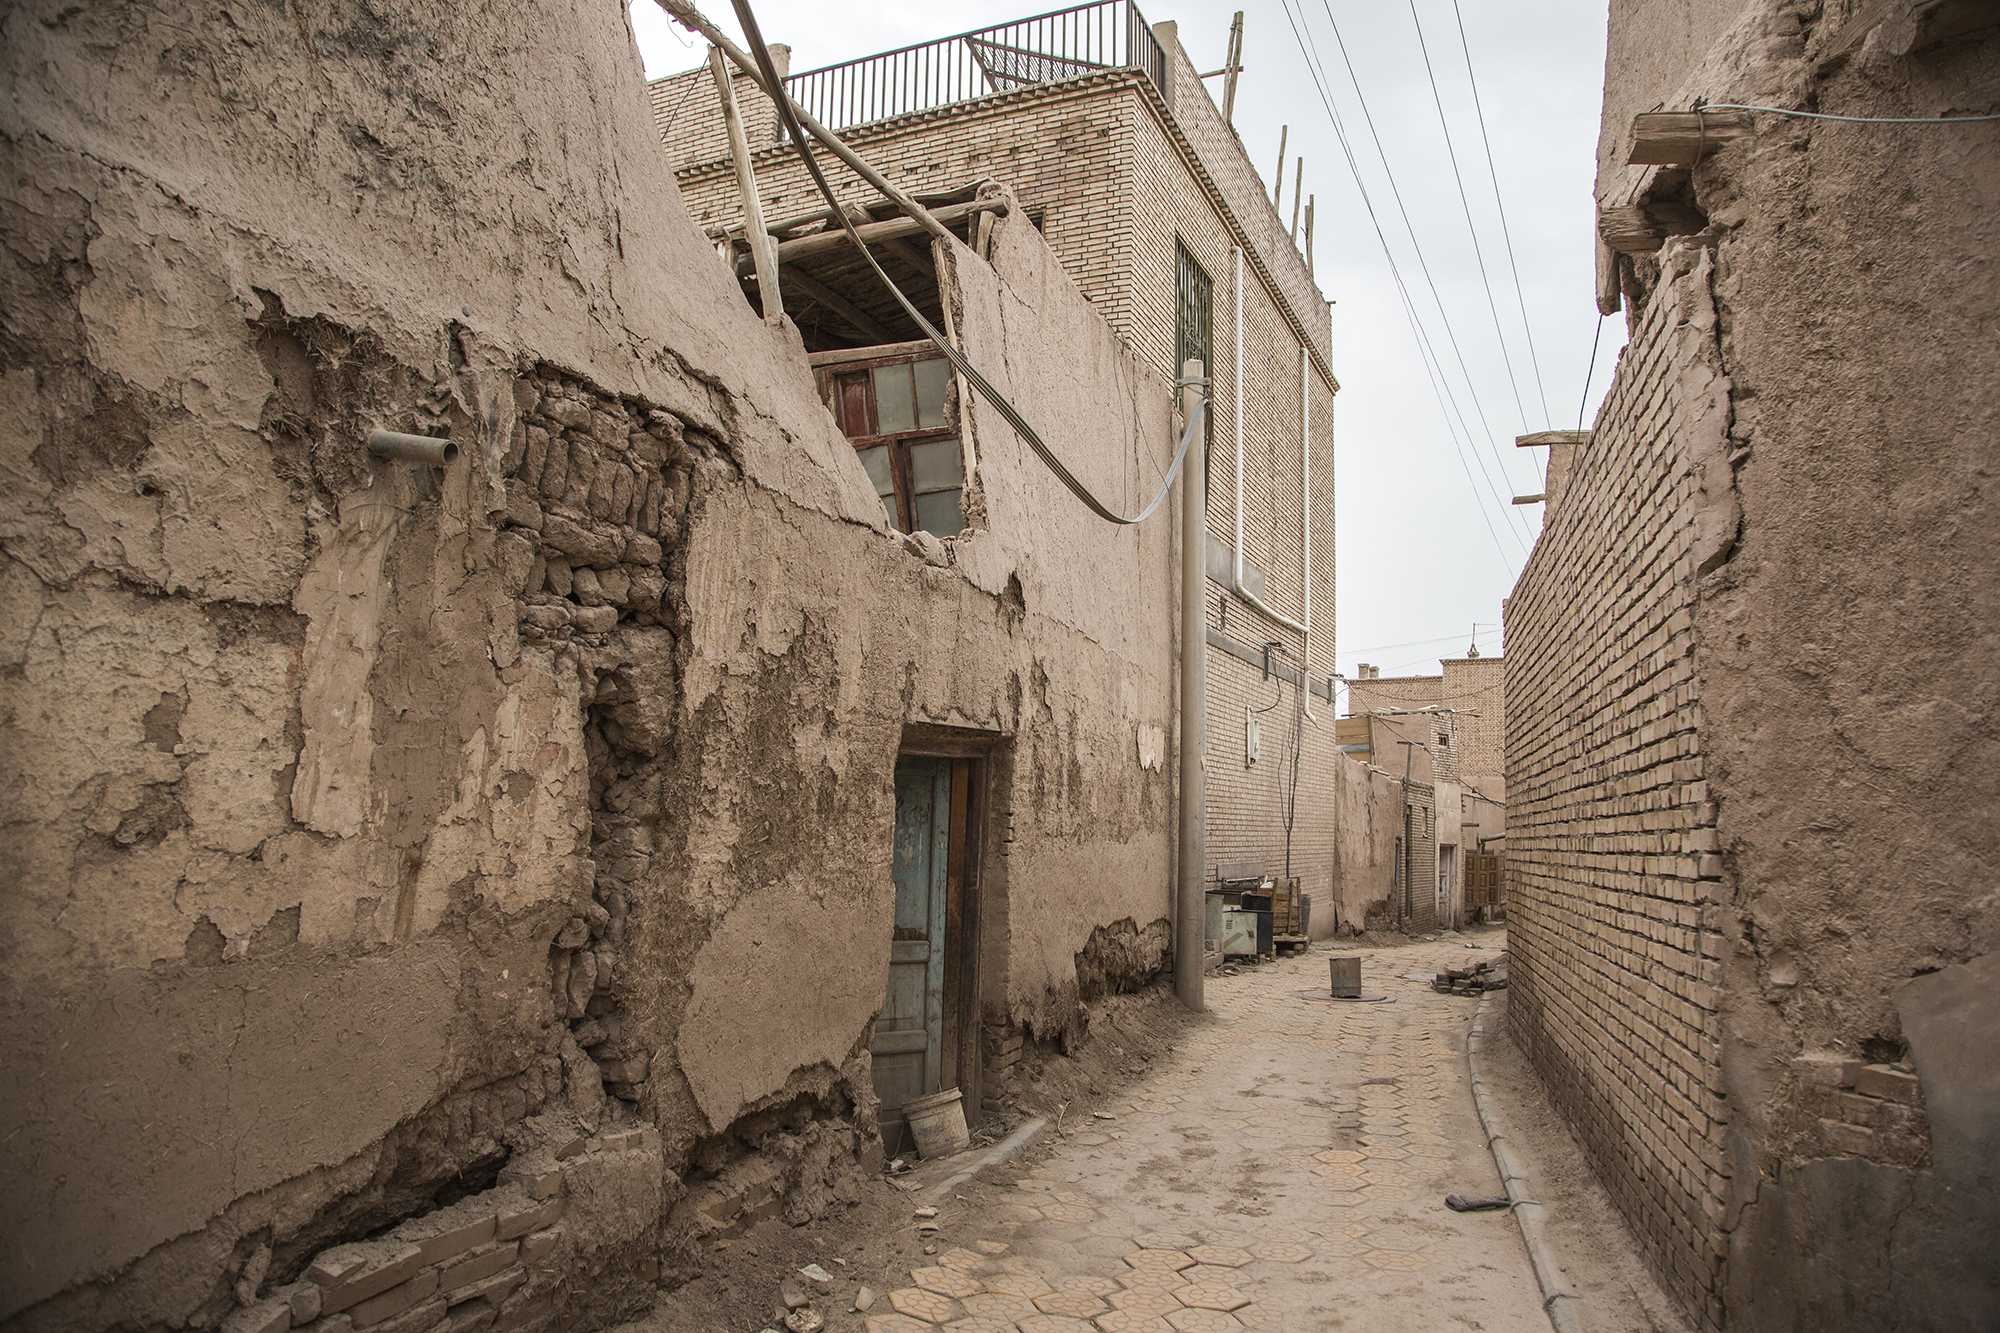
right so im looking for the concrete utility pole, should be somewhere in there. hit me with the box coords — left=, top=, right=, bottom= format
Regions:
left=1176, top=360, right=1208, bottom=1013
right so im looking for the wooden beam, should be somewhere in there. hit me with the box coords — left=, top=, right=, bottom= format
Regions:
left=1511, top=493, right=1547, bottom=505
left=1598, top=200, right=1707, bottom=254
left=711, top=47, right=781, bottom=322
left=780, top=265, right=897, bottom=343
left=1516, top=430, right=1590, bottom=447
left=767, top=200, right=1000, bottom=266
left=1627, top=110, right=1755, bottom=165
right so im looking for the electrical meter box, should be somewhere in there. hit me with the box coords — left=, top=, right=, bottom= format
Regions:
left=1219, top=908, right=1258, bottom=958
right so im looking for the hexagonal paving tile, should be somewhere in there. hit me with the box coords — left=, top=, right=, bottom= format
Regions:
left=1057, top=1276, right=1121, bottom=1297
left=1185, top=1246, right=1251, bottom=1268
left=1122, top=1250, right=1196, bottom=1279
left=1178, top=1266, right=1247, bottom=1288
left=997, top=1206, right=1047, bottom=1224
left=1360, top=1251, right=1426, bottom=1272
left=866, top=1316, right=939, bottom=1333
left=963, top=1292, right=1039, bottom=1321
left=985, top=1272, right=1055, bottom=1298
left=974, top=1241, right=1012, bottom=1256
left=1033, top=1290, right=1110, bottom=1319
left=1253, top=1242, right=1313, bottom=1264
left=940, top=1248, right=991, bottom=1274
left=915, top=1266, right=986, bottom=1298
left=1173, top=1283, right=1249, bottom=1313
left=1313, top=1149, right=1364, bottom=1164
left=1165, top=1310, right=1245, bottom=1332
left=1107, top=1287, right=1184, bottom=1317
left=1040, top=1202, right=1098, bottom=1224
left=889, top=1286, right=962, bottom=1322
left=1093, top=1312, right=1175, bottom=1333
left=1017, top=1316, right=1097, bottom=1333
left=943, top=1320, right=1020, bottom=1333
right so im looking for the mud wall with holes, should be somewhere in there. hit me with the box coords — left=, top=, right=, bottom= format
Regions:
left=0, top=2, right=1177, bottom=1330
left=1508, top=4, right=2000, bottom=1330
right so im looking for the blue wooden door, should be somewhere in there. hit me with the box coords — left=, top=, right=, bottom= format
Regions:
left=870, top=757, right=950, bottom=1115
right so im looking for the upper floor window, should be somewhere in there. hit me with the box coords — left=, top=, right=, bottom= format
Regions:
left=818, top=352, right=965, bottom=537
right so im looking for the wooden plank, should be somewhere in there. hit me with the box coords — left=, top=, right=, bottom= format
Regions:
left=710, top=47, right=781, bottom=322
left=1516, top=430, right=1590, bottom=447
left=770, top=200, right=1001, bottom=267
left=1511, top=493, right=1547, bottom=505
left=782, top=264, right=898, bottom=343
left=1598, top=200, right=1707, bottom=253
left=1626, top=110, right=1755, bottom=165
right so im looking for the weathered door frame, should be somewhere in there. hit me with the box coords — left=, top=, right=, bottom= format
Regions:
left=895, top=725, right=996, bottom=1124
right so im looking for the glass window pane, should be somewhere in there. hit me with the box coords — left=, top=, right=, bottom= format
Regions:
left=908, top=437, right=963, bottom=492
left=913, top=359, right=950, bottom=429
left=856, top=444, right=900, bottom=529
left=870, top=363, right=915, bottom=435
left=914, top=488, right=963, bottom=537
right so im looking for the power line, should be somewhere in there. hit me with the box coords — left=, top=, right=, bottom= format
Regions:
left=1346, top=628, right=1503, bottom=656
left=1407, top=0, right=1533, bottom=435
left=1276, top=0, right=1526, bottom=565
left=1451, top=0, right=1552, bottom=424
left=1312, top=0, right=1538, bottom=547
left=1577, top=315, right=1606, bottom=431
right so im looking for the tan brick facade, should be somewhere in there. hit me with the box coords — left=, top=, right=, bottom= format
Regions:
left=1504, top=244, right=1729, bottom=1325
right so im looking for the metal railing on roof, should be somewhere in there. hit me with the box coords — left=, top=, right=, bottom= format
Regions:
left=782, top=0, right=1165, bottom=133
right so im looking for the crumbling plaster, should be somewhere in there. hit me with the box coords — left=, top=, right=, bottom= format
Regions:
left=0, top=0, right=1182, bottom=1327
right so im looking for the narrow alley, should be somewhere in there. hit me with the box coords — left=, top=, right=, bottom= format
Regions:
left=629, top=934, right=1686, bottom=1333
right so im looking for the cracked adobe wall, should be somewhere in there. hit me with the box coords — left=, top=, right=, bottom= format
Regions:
left=1510, top=1, right=1999, bottom=1329
left=0, top=1, right=1177, bottom=1328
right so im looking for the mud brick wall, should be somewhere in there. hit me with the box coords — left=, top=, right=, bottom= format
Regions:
left=1401, top=781, right=1437, bottom=936
left=1504, top=241, right=1732, bottom=1325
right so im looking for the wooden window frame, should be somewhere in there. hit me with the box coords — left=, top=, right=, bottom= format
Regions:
left=815, top=349, right=965, bottom=536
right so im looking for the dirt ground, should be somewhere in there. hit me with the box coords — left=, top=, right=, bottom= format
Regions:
left=620, top=930, right=1693, bottom=1333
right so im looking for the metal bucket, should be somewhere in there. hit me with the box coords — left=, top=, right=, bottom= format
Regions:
left=1329, top=956, right=1361, bottom=998
left=903, top=1088, right=970, bottom=1159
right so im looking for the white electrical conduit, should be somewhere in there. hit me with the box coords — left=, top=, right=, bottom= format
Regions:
left=1231, top=246, right=1316, bottom=719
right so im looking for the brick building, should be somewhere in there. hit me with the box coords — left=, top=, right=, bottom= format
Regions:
left=1343, top=652, right=1507, bottom=927
left=650, top=1, right=1343, bottom=926
left=1505, top=2, right=1999, bottom=1329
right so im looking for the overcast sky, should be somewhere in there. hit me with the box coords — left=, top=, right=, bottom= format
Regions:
left=628, top=0, right=1623, bottom=697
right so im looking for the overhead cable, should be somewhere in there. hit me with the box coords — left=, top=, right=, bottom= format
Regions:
left=1407, top=0, right=1534, bottom=434
left=1451, top=0, right=1553, bottom=424
left=1278, top=0, right=1526, bottom=563
left=1311, top=0, right=1538, bottom=546
left=717, top=0, right=1202, bottom=527
left=1701, top=101, right=2000, bottom=124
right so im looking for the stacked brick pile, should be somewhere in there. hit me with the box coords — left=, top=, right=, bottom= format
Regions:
left=224, top=1128, right=660, bottom=1333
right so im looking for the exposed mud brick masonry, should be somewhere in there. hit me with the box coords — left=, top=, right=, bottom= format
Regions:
left=1505, top=3, right=1999, bottom=1329
left=0, top=3, right=1194, bottom=1328
left=656, top=13, right=1342, bottom=922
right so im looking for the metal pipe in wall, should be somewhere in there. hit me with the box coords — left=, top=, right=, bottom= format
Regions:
left=367, top=430, right=459, bottom=465
left=1176, top=358, right=1208, bottom=1014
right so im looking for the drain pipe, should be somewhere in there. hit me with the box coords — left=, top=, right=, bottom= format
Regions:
left=1467, top=995, right=1584, bottom=1333
left=1176, top=359, right=1208, bottom=1014
left=1229, top=248, right=1314, bottom=719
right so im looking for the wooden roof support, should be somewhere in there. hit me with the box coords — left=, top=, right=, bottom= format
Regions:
left=780, top=264, right=897, bottom=343
left=1598, top=200, right=1707, bottom=254
left=767, top=200, right=1001, bottom=267
left=1511, top=493, right=1547, bottom=505
left=1627, top=110, right=1755, bottom=165
left=1516, top=430, right=1590, bottom=447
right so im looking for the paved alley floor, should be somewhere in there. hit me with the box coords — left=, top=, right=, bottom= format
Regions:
left=862, top=934, right=1551, bottom=1333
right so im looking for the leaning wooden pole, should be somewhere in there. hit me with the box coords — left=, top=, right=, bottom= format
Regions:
left=709, top=46, right=782, bottom=323
left=655, top=0, right=951, bottom=243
